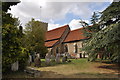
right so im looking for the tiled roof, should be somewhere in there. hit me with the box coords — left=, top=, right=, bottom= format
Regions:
left=46, top=25, right=69, bottom=41
left=45, top=40, right=58, bottom=48
left=64, top=27, right=87, bottom=43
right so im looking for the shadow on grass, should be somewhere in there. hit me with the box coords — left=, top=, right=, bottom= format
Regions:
left=3, top=70, right=34, bottom=78
left=97, top=64, right=120, bottom=73
left=3, top=70, right=119, bottom=79
left=73, top=72, right=119, bottom=78
left=39, top=71, right=119, bottom=78
left=3, top=70, right=66, bottom=78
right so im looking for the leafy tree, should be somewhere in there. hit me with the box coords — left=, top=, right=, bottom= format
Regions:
left=2, top=1, right=20, bottom=12
left=2, top=2, right=29, bottom=73
left=2, top=1, right=20, bottom=26
left=82, top=2, right=120, bottom=62
left=2, top=24, right=29, bottom=72
left=23, top=18, right=48, bottom=58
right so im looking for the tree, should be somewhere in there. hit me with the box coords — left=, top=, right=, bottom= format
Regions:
left=23, top=18, right=47, bottom=58
left=2, top=24, right=29, bottom=72
left=79, top=19, right=89, bottom=28
left=90, top=12, right=99, bottom=24
left=2, top=1, right=20, bottom=26
left=82, top=2, right=120, bottom=62
left=100, top=2, right=120, bottom=26
left=79, top=13, right=100, bottom=41
left=2, top=2, right=29, bottom=73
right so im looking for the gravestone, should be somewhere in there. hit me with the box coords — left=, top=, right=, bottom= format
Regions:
left=45, top=53, right=51, bottom=65
left=34, top=53, right=41, bottom=67
left=51, top=55, right=55, bottom=62
left=11, top=61, right=19, bottom=71
left=62, top=53, right=67, bottom=62
left=56, top=53, right=60, bottom=63
left=66, top=52, right=71, bottom=58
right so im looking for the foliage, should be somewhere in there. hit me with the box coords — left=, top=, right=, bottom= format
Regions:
left=90, top=12, right=100, bottom=24
left=2, top=2, right=29, bottom=73
left=82, top=2, right=120, bottom=62
left=2, top=1, right=20, bottom=26
left=83, top=23, right=120, bottom=62
left=23, top=18, right=48, bottom=58
left=79, top=19, right=89, bottom=27
left=100, top=2, right=120, bottom=25
left=2, top=24, right=29, bottom=73
left=80, top=12, right=101, bottom=40
left=19, top=48, right=29, bottom=69
left=2, top=1, right=20, bottom=12
left=2, top=12, right=20, bottom=26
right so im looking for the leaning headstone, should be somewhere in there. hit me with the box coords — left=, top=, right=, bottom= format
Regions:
left=51, top=55, right=55, bottom=62
left=45, top=53, right=51, bottom=65
left=34, top=55, right=41, bottom=67
left=11, top=61, right=19, bottom=71
left=56, top=53, right=60, bottom=63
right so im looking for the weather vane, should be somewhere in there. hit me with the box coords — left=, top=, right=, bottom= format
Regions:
left=40, top=6, right=42, bottom=21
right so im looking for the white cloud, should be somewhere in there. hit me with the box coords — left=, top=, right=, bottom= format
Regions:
left=69, top=19, right=90, bottom=30
left=8, top=1, right=94, bottom=26
left=8, top=0, right=110, bottom=30
left=48, top=22, right=67, bottom=30
left=48, top=19, right=90, bottom=31
left=69, top=19, right=81, bottom=30
left=48, top=23, right=61, bottom=30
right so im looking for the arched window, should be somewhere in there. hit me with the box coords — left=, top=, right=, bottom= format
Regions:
left=75, top=44, right=78, bottom=53
left=56, top=47, right=59, bottom=54
left=74, top=43, right=78, bottom=53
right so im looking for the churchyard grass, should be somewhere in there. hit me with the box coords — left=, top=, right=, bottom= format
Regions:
left=33, top=58, right=120, bottom=78
left=3, top=58, right=120, bottom=78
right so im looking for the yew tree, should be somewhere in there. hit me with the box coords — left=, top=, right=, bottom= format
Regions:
left=82, top=2, right=120, bottom=62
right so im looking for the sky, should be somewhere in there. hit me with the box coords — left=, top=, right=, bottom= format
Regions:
left=8, top=0, right=112, bottom=30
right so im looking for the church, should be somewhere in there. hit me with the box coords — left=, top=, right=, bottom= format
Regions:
left=45, top=25, right=88, bottom=58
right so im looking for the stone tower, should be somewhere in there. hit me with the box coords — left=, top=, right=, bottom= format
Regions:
left=39, top=21, right=48, bottom=32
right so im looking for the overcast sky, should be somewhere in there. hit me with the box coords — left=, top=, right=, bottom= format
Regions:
left=8, top=0, right=111, bottom=30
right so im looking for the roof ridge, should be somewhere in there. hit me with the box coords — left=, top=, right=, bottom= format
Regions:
left=71, top=25, right=93, bottom=32
left=71, top=27, right=84, bottom=32
left=47, top=24, right=69, bottom=32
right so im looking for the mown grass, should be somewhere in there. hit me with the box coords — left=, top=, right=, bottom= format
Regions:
left=35, top=58, right=119, bottom=78
left=3, top=58, right=120, bottom=78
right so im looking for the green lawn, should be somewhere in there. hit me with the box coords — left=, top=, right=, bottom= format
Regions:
left=3, top=58, right=120, bottom=78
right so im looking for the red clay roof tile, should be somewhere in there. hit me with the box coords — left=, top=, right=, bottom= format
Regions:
left=45, top=40, right=58, bottom=48
left=64, top=27, right=87, bottom=43
left=46, top=25, right=69, bottom=41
